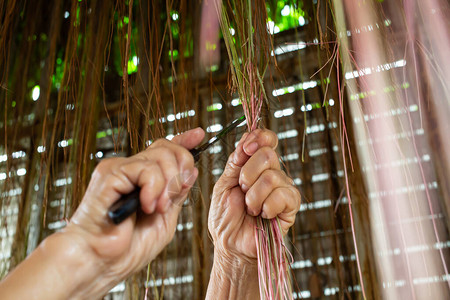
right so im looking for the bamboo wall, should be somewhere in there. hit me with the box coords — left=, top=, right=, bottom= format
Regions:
left=1, top=1, right=449, bottom=299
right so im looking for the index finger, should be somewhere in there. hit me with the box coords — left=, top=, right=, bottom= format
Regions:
left=220, top=129, right=279, bottom=183
left=171, top=127, right=205, bottom=149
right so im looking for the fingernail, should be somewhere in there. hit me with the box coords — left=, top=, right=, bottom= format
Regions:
left=261, top=211, right=268, bottom=219
left=181, top=168, right=198, bottom=187
left=244, top=142, right=258, bottom=155
left=241, top=183, right=249, bottom=192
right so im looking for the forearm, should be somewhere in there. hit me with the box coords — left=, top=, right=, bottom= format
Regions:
left=206, top=251, right=260, bottom=300
left=0, top=231, right=110, bottom=299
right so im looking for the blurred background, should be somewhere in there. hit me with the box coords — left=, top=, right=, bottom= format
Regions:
left=0, top=0, right=449, bottom=299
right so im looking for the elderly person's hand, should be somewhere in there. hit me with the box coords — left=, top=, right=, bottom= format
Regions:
left=0, top=128, right=205, bottom=300
left=206, top=129, right=301, bottom=299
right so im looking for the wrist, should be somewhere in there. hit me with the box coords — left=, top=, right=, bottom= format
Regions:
left=42, top=231, right=111, bottom=299
left=206, top=249, right=259, bottom=300
left=213, top=247, right=258, bottom=276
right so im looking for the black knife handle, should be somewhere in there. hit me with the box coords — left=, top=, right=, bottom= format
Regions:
left=189, top=148, right=202, bottom=162
left=108, top=188, right=141, bottom=224
left=107, top=148, right=200, bottom=224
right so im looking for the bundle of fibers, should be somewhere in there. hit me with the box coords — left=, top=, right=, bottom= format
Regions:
left=214, top=0, right=293, bottom=298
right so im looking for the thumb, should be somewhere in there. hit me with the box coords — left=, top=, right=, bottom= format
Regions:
left=172, top=127, right=205, bottom=149
left=215, top=133, right=250, bottom=189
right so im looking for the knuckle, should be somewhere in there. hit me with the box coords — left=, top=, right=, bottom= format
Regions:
left=259, top=146, right=277, bottom=163
left=273, top=187, right=285, bottom=200
left=246, top=129, right=262, bottom=143
left=178, top=147, right=194, bottom=168
left=239, top=170, right=251, bottom=187
left=103, top=174, right=120, bottom=190
left=284, top=187, right=300, bottom=211
left=280, top=171, right=294, bottom=185
left=245, top=190, right=256, bottom=207
left=154, top=147, right=175, bottom=162
left=250, top=128, right=263, bottom=137
left=261, top=129, right=278, bottom=146
left=152, top=138, right=169, bottom=148
left=261, top=170, right=277, bottom=186
left=271, top=130, right=279, bottom=145
left=239, top=173, right=247, bottom=186
left=93, top=158, right=119, bottom=178
left=262, top=203, right=276, bottom=219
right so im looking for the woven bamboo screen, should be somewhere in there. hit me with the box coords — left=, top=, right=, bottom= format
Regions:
left=1, top=1, right=449, bottom=299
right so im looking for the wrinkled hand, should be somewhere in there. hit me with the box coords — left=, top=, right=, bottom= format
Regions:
left=63, top=128, right=205, bottom=287
left=208, top=129, right=301, bottom=265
